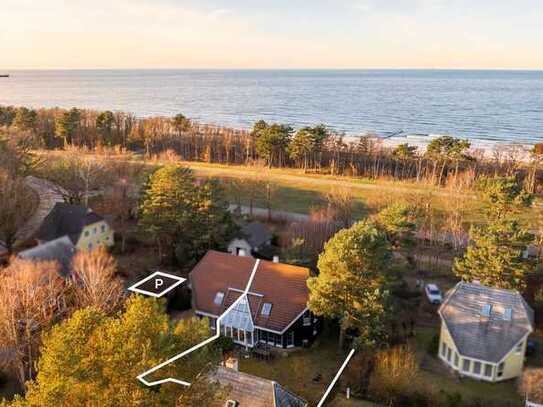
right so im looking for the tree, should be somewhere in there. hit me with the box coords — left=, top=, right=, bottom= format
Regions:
left=96, top=111, right=115, bottom=146
left=70, top=247, right=124, bottom=314
left=41, top=154, right=106, bottom=206
left=0, top=259, right=66, bottom=389
left=453, top=218, right=535, bottom=290
left=13, top=107, right=37, bottom=134
left=102, top=159, right=144, bottom=253
left=375, top=203, right=418, bottom=251
left=288, top=125, right=329, bottom=171
left=139, top=165, right=236, bottom=265
left=173, top=113, right=191, bottom=133
left=0, top=134, right=41, bottom=177
left=519, top=369, right=543, bottom=406
left=425, top=136, right=471, bottom=184
left=254, top=123, right=292, bottom=168
left=392, top=143, right=417, bottom=160
left=56, top=108, right=81, bottom=146
left=308, top=221, right=392, bottom=349
left=477, top=176, right=533, bottom=220
left=0, top=174, right=36, bottom=253
left=325, top=187, right=355, bottom=228
left=5, top=296, right=222, bottom=406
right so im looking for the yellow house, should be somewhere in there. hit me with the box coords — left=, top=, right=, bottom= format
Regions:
left=438, top=282, right=534, bottom=382
left=36, top=202, right=114, bottom=251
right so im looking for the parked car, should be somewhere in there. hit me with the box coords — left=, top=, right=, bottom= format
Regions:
left=425, top=283, right=443, bottom=304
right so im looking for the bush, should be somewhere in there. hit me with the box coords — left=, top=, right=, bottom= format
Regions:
left=367, top=345, right=436, bottom=406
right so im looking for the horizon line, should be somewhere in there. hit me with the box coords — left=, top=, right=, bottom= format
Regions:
left=2, top=67, right=543, bottom=72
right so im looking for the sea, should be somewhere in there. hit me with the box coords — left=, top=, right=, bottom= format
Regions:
left=1, top=69, right=542, bottom=150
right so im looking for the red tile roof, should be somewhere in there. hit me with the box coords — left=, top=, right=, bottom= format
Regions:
left=191, top=250, right=310, bottom=333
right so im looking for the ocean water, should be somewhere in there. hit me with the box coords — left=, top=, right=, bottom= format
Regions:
left=1, top=69, right=542, bottom=145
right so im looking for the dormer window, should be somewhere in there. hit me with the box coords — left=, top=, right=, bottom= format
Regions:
left=503, top=308, right=512, bottom=321
left=261, top=303, right=272, bottom=316
left=214, top=291, right=225, bottom=305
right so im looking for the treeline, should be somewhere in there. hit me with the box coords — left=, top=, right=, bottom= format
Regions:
left=1, top=105, right=541, bottom=191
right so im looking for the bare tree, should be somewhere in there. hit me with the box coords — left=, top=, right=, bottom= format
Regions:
left=325, top=187, right=354, bottom=228
left=102, top=160, right=144, bottom=252
left=0, top=259, right=66, bottom=389
left=41, top=151, right=106, bottom=206
left=0, top=174, right=36, bottom=253
left=70, top=247, right=124, bottom=314
left=519, top=369, right=543, bottom=405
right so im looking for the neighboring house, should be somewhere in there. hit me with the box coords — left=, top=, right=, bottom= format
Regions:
left=191, top=251, right=320, bottom=349
left=212, top=365, right=307, bottom=407
left=18, top=236, right=76, bottom=276
left=228, top=222, right=272, bottom=258
left=36, top=202, right=114, bottom=251
left=438, top=282, right=534, bottom=382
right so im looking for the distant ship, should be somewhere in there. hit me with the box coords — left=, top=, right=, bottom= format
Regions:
left=0, top=74, right=9, bottom=78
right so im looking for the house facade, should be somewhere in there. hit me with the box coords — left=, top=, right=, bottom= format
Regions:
left=438, top=282, right=534, bottom=382
left=190, top=251, right=321, bottom=350
left=227, top=222, right=273, bottom=258
left=36, top=202, right=114, bottom=250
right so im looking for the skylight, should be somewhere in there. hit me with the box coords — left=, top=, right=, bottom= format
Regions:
left=214, top=291, right=225, bottom=305
left=503, top=308, right=512, bottom=321
left=261, top=302, right=272, bottom=316
left=481, top=304, right=492, bottom=317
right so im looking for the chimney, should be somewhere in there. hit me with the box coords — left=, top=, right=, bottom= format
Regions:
left=273, top=255, right=279, bottom=263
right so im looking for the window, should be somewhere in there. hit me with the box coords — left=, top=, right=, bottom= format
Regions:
left=454, top=352, right=459, bottom=367
left=303, top=310, right=311, bottom=326
left=503, top=308, right=512, bottom=321
left=447, top=347, right=452, bottom=362
left=261, top=303, right=272, bottom=317
left=481, top=304, right=492, bottom=317
left=441, top=343, right=447, bottom=358
left=497, top=362, right=504, bottom=378
left=286, top=331, right=294, bottom=348
left=214, top=291, right=225, bottom=305
left=484, top=364, right=492, bottom=378
left=473, top=361, right=481, bottom=375
left=462, top=359, right=471, bottom=372
left=101, top=224, right=106, bottom=232
left=84, top=230, right=90, bottom=237
left=515, top=340, right=524, bottom=354
left=93, top=227, right=97, bottom=234
left=209, top=318, right=216, bottom=331
left=260, top=331, right=268, bottom=343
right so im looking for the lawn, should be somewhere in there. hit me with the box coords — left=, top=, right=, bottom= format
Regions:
left=238, top=325, right=363, bottom=406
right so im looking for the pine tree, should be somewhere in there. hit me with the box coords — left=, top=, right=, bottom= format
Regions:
left=308, top=221, right=392, bottom=349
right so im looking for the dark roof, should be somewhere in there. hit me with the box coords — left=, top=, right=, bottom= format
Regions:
left=191, top=251, right=310, bottom=333
left=18, top=236, right=76, bottom=276
left=36, top=203, right=104, bottom=244
left=213, top=367, right=307, bottom=407
left=242, top=222, right=272, bottom=248
left=439, top=282, right=534, bottom=363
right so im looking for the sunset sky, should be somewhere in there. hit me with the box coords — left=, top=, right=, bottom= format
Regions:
left=3, top=0, right=543, bottom=70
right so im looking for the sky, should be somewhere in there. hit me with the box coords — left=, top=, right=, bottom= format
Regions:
left=2, top=0, right=543, bottom=69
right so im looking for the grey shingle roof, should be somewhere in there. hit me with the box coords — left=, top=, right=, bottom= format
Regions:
left=213, top=366, right=307, bottom=407
left=36, top=203, right=104, bottom=244
left=18, top=236, right=76, bottom=276
left=242, top=222, right=272, bottom=249
left=439, top=282, right=534, bottom=363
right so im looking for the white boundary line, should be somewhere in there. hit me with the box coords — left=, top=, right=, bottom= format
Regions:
left=137, top=259, right=261, bottom=387
left=317, top=348, right=356, bottom=407
left=128, top=271, right=186, bottom=298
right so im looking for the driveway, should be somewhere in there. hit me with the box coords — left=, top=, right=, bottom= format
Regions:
left=15, top=176, right=64, bottom=243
